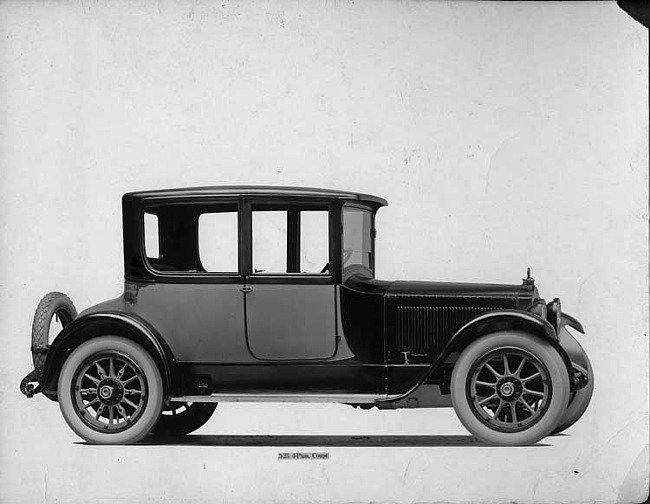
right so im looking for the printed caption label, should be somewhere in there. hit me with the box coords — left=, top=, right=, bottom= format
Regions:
left=278, top=452, right=330, bottom=460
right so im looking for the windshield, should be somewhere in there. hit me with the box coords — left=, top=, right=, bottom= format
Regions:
left=342, top=206, right=374, bottom=272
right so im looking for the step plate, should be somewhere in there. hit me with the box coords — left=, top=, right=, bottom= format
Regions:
left=170, top=393, right=388, bottom=404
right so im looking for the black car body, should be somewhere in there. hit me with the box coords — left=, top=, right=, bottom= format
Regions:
left=21, top=186, right=593, bottom=445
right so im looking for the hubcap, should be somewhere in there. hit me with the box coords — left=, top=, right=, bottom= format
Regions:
left=467, top=347, right=551, bottom=432
left=499, top=382, right=514, bottom=398
left=72, top=352, right=148, bottom=433
left=495, top=377, right=523, bottom=401
left=97, top=378, right=124, bottom=406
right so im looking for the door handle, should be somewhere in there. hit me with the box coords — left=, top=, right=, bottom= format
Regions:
left=240, top=286, right=253, bottom=293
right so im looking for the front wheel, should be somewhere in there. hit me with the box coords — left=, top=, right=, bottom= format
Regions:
left=451, top=331, right=569, bottom=446
left=58, top=336, right=163, bottom=444
left=552, top=354, right=594, bottom=434
left=151, top=402, right=217, bottom=436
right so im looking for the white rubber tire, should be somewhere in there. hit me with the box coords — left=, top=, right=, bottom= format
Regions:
left=553, top=353, right=594, bottom=434
left=451, top=331, right=570, bottom=446
left=58, top=336, right=163, bottom=445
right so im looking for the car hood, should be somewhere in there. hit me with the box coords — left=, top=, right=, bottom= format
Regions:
left=387, top=279, right=531, bottom=299
left=344, top=274, right=537, bottom=307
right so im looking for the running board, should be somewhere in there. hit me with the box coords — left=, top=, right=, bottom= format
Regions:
left=170, top=393, right=388, bottom=404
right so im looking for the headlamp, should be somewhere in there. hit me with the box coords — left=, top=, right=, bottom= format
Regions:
left=546, top=298, right=562, bottom=332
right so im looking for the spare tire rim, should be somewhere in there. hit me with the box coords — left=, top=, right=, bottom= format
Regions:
left=71, top=351, right=149, bottom=433
left=466, top=346, right=552, bottom=433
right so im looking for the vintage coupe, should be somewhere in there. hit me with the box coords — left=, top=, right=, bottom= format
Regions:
left=20, top=186, right=593, bottom=445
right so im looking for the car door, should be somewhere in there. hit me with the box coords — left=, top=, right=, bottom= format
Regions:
left=244, top=204, right=337, bottom=361
left=245, top=283, right=337, bottom=360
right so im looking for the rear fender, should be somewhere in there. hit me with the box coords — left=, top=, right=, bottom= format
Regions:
left=39, top=312, right=174, bottom=400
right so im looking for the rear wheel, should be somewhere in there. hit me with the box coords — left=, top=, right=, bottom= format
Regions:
left=151, top=402, right=217, bottom=436
left=451, top=331, right=569, bottom=446
left=58, top=336, right=163, bottom=444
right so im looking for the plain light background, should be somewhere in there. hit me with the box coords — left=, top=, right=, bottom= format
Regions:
left=0, top=1, right=648, bottom=503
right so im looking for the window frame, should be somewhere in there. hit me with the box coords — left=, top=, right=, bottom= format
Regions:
left=242, top=197, right=336, bottom=285
left=135, top=196, right=343, bottom=285
left=139, top=198, right=244, bottom=284
left=341, top=202, right=377, bottom=276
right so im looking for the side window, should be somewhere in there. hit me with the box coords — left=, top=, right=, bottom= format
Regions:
left=144, top=212, right=159, bottom=259
left=143, top=205, right=239, bottom=274
left=252, top=210, right=287, bottom=273
left=342, top=207, right=372, bottom=269
left=300, top=211, right=329, bottom=273
left=251, top=208, right=329, bottom=275
left=198, top=212, right=239, bottom=273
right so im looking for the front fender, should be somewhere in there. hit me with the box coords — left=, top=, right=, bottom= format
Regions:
left=561, top=312, right=585, bottom=334
left=444, top=309, right=574, bottom=382
left=381, top=309, right=571, bottom=403
left=38, top=312, right=174, bottom=400
left=558, top=313, right=589, bottom=371
left=446, top=309, right=558, bottom=349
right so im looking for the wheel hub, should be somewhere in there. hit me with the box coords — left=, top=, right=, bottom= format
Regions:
left=499, top=382, right=514, bottom=397
left=496, top=377, right=523, bottom=401
left=97, top=377, right=124, bottom=406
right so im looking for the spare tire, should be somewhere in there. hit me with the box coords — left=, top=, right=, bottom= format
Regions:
left=31, top=292, right=77, bottom=373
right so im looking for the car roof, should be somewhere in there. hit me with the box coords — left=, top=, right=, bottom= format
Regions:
left=124, top=185, right=388, bottom=207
